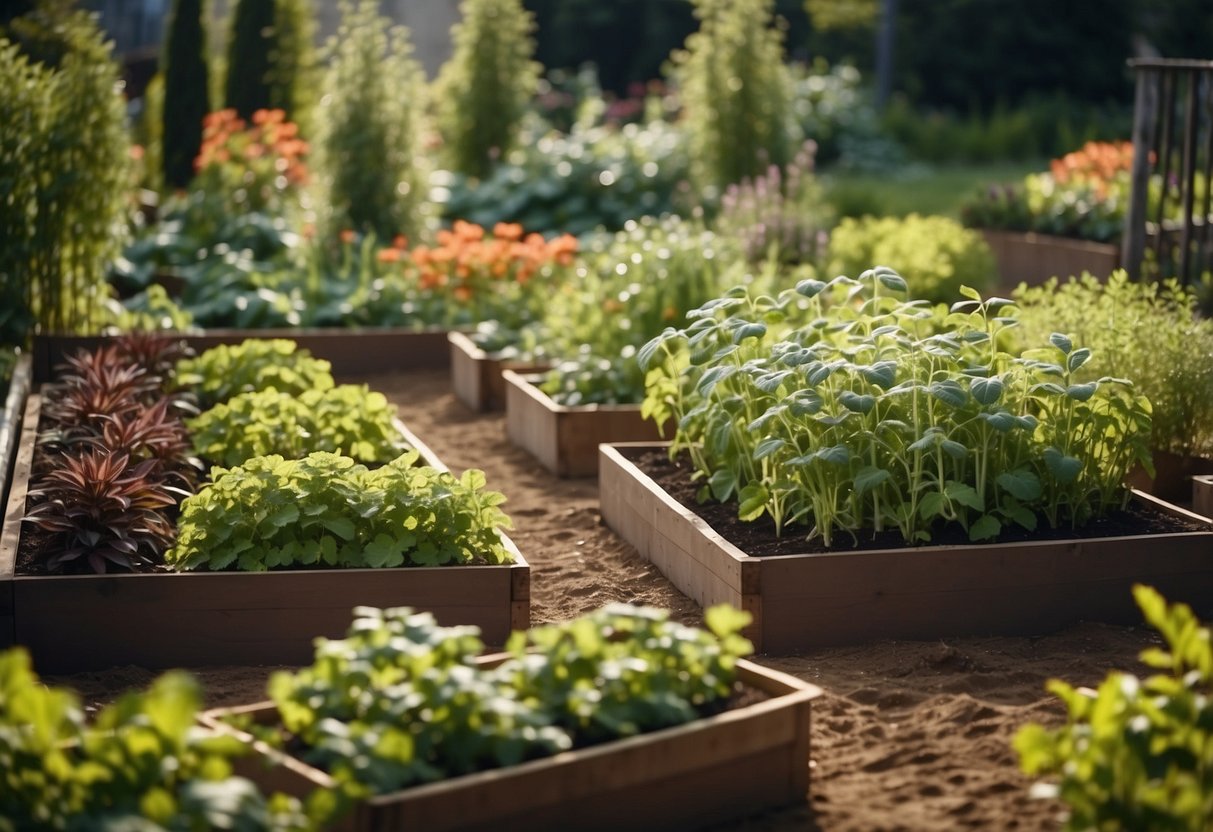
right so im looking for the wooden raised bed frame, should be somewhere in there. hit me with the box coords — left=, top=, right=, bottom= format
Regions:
left=0, top=394, right=529, bottom=672
left=600, top=442, right=1213, bottom=653
left=981, top=229, right=1120, bottom=288
left=200, top=657, right=821, bottom=832
left=449, top=332, right=552, bottom=412
left=0, top=353, right=32, bottom=514
left=503, top=370, right=664, bottom=477
left=1193, top=475, right=1213, bottom=521
left=32, top=329, right=451, bottom=384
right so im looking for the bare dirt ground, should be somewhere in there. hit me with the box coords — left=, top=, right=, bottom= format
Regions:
left=49, top=368, right=1163, bottom=831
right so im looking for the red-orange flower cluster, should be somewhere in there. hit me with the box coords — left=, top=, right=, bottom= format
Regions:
left=399, top=220, right=578, bottom=299
left=1049, top=141, right=1133, bottom=197
left=195, top=108, right=309, bottom=187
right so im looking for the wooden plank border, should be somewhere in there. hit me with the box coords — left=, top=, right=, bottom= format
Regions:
left=982, top=229, right=1121, bottom=289
left=200, top=657, right=821, bottom=832
left=600, top=442, right=1213, bottom=653
left=502, top=370, right=664, bottom=477
left=0, top=354, right=31, bottom=520
left=33, top=329, right=452, bottom=384
left=0, top=395, right=529, bottom=671
left=448, top=332, right=551, bottom=412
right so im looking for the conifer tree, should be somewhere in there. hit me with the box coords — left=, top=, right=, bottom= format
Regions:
left=669, top=0, right=796, bottom=191
left=435, top=0, right=539, bottom=179
left=265, top=0, right=316, bottom=134
left=315, top=0, right=427, bottom=240
left=161, top=0, right=210, bottom=188
left=224, top=0, right=274, bottom=118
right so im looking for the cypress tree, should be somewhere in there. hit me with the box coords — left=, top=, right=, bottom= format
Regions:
left=265, top=0, right=316, bottom=134
left=435, top=0, right=539, bottom=180
left=224, top=0, right=274, bottom=119
left=670, top=0, right=795, bottom=191
left=161, top=0, right=210, bottom=189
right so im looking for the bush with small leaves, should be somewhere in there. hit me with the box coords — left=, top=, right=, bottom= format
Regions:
left=1015, top=585, right=1213, bottom=832
left=189, top=384, right=408, bottom=466
left=167, top=451, right=514, bottom=571
left=174, top=339, right=334, bottom=409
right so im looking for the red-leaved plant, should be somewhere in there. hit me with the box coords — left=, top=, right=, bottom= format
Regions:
left=24, top=450, right=181, bottom=573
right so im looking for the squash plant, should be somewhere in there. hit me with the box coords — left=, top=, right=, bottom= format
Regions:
left=0, top=647, right=312, bottom=830
left=167, top=451, right=514, bottom=571
left=263, top=603, right=753, bottom=797
left=189, top=384, right=408, bottom=466
left=1015, top=585, right=1213, bottom=831
left=639, top=267, right=1153, bottom=546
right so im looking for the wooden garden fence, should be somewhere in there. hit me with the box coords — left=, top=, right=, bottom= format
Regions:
left=1122, top=58, right=1213, bottom=286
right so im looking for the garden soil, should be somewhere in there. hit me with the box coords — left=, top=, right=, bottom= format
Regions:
left=46, top=368, right=1164, bottom=832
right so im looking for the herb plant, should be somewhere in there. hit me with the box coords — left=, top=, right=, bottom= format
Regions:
left=189, top=385, right=407, bottom=466
left=0, top=647, right=308, bottom=830
left=1015, top=585, right=1213, bottom=831
left=640, top=268, right=1153, bottom=546
left=167, top=451, right=514, bottom=571
left=1012, top=271, right=1213, bottom=459
left=175, top=339, right=334, bottom=408
left=265, top=603, right=752, bottom=796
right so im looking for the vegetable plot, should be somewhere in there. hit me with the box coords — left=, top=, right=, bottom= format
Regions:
left=640, top=267, right=1153, bottom=546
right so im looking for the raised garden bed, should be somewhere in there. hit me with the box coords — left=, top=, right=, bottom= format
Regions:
left=600, top=442, right=1213, bottom=653
left=0, top=353, right=32, bottom=515
left=32, top=329, right=451, bottom=384
left=0, top=394, right=530, bottom=672
left=449, top=332, right=551, bottom=412
left=200, top=656, right=820, bottom=832
left=981, top=229, right=1120, bottom=287
left=1126, top=450, right=1213, bottom=505
left=1193, top=475, right=1213, bottom=520
left=503, top=370, right=664, bottom=477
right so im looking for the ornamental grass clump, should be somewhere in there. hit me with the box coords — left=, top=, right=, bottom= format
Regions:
left=264, top=603, right=752, bottom=796
left=639, top=267, right=1153, bottom=547
left=167, top=451, right=514, bottom=571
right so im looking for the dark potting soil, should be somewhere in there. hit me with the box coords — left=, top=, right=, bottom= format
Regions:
left=625, top=447, right=1213, bottom=558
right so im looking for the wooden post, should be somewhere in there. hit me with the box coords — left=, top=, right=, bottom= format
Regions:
left=1123, top=63, right=1155, bottom=279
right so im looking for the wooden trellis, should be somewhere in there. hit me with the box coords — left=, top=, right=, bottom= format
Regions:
left=1122, top=58, right=1213, bottom=286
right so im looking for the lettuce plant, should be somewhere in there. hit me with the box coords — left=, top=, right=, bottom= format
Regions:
left=174, top=339, right=334, bottom=408
left=189, top=384, right=408, bottom=466
left=1015, top=585, right=1213, bottom=831
left=640, top=268, right=1153, bottom=546
left=167, top=451, right=514, bottom=571
left=0, top=647, right=310, bottom=830
left=265, top=603, right=752, bottom=796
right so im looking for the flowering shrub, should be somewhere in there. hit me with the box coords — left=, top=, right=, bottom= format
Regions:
left=714, top=141, right=831, bottom=268
left=372, top=220, right=578, bottom=330
left=193, top=108, right=309, bottom=218
left=961, top=141, right=1149, bottom=243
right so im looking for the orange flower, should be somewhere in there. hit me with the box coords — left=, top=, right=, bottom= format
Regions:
left=377, top=248, right=401, bottom=263
left=340, top=229, right=356, bottom=244
left=493, top=222, right=524, bottom=241
left=392, top=234, right=408, bottom=250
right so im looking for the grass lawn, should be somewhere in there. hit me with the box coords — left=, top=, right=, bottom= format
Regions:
left=822, top=160, right=1044, bottom=220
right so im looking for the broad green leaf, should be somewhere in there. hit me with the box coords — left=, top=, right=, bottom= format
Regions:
left=1043, top=448, right=1083, bottom=483
left=1049, top=332, right=1073, bottom=354
left=1067, top=347, right=1092, bottom=372
left=753, top=437, right=787, bottom=461
left=929, top=380, right=968, bottom=408
left=1066, top=382, right=1098, bottom=401
left=944, top=481, right=983, bottom=511
left=838, top=391, right=876, bottom=413
left=853, top=466, right=891, bottom=494
left=737, top=483, right=769, bottom=521
left=323, top=517, right=356, bottom=541
left=970, top=376, right=1004, bottom=405
left=709, top=467, right=738, bottom=502
left=969, top=514, right=1001, bottom=541
left=997, top=470, right=1043, bottom=501
left=705, top=604, right=753, bottom=638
